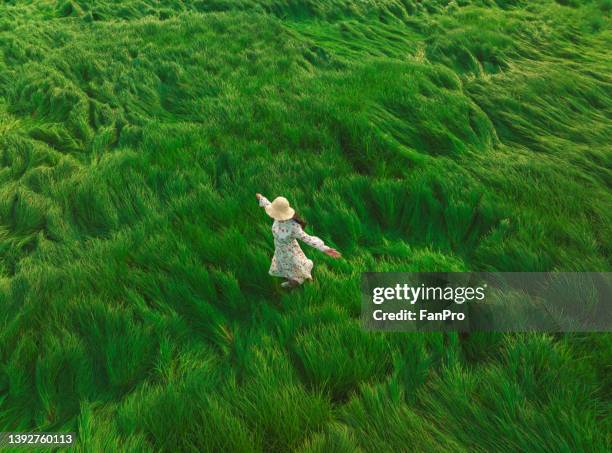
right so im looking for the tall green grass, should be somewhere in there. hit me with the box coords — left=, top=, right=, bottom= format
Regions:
left=0, top=0, right=610, bottom=451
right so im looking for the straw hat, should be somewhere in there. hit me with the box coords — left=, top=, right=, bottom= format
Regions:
left=265, top=196, right=295, bottom=221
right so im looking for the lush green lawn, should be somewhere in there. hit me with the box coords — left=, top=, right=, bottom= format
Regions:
left=0, top=0, right=610, bottom=451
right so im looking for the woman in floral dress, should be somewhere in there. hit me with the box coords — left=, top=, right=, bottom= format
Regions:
left=256, top=193, right=341, bottom=288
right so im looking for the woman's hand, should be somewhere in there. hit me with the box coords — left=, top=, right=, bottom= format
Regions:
left=325, top=248, right=342, bottom=259
left=256, top=193, right=263, bottom=201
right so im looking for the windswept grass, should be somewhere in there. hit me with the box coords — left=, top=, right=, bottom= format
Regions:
left=0, top=0, right=610, bottom=451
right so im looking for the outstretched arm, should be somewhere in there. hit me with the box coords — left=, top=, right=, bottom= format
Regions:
left=293, top=223, right=342, bottom=258
left=256, top=193, right=271, bottom=208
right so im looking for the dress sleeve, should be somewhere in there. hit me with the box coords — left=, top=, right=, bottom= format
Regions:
left=293, top=222, right=329, bottom=252
left=258, top=196, right=271, bottom=208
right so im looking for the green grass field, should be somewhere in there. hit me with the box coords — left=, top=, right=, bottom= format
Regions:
left=0, top=0, right=611, bottom=451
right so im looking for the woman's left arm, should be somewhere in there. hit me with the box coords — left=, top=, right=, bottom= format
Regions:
left=294, top=224, right=342, bottom=258
left=256, top=193, right=271, bottom=208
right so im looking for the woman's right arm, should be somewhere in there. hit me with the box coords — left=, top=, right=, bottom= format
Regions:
left=256, top=193, right=271, bottom=208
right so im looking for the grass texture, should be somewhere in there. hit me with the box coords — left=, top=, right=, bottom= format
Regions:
left=0, top=0, right=611, bottom=451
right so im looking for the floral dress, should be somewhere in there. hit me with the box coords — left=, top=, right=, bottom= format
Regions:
left=259, top=196, right=329, bottom=283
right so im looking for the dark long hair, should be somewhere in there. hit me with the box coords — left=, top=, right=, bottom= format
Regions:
left=292, top=213, right=307, bottom=229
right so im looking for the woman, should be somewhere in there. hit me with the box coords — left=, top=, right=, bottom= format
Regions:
left=256, top=193, right=341, bottom=288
